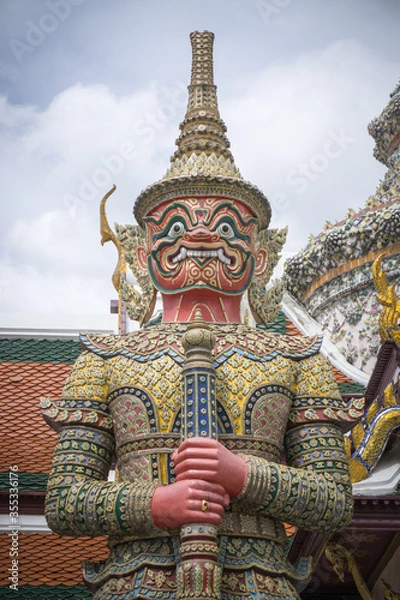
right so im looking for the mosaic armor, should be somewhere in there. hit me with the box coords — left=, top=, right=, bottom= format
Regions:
left=42, top=323, right=359, bottom=599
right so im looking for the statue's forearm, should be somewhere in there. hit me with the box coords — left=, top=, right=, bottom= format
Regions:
left=45, top=426, right=159, bottom=538
left=237, top=423, right=353, bottom=532
left=46, top=476, right=159, bottom=537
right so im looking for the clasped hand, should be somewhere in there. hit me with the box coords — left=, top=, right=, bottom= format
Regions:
left=151, top=438, right=247, bottom=529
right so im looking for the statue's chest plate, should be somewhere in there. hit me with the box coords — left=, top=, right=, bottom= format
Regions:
left=107, top=350, right=294, bottom=454
left=93, top=325, right=316, bottom=485
left=82, top=323, right=320, bottom=455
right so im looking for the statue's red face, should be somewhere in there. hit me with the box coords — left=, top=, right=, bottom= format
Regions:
left=144, top=197, right=259, bottom=295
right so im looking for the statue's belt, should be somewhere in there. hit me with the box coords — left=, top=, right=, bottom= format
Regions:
left=115, top=433, right=282, bottom=462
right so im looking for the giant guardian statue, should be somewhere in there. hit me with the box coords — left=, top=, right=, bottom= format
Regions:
left=42, top=31, right=363, bottom=600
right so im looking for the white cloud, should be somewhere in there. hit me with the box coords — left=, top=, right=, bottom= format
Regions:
left=0, top=79, right=187, bottom=317
left=0, top=261, right=113, bottom=315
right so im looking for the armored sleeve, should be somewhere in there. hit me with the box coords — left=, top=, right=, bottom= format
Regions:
left=41, top=351, right=161, bottom=538
left=236, top=352, right=362, bottom=533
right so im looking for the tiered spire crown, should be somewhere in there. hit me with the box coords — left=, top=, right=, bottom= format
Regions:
left=134, top=31, right=270, bottom=230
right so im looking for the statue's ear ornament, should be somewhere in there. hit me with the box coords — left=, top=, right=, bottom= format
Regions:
left=100, top=186, right=156, bottom=326
left=116, top=223, right=156, bottom=326
left=248, top=226, right=288, bottom=327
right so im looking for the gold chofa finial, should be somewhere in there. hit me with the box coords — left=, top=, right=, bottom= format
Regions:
left=372, top=254, right=400, bottom=343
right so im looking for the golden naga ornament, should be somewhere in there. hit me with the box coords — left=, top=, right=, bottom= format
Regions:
left=100, top=185, right=156, bottom=326
left=372, top=253, right=400, bottom=343
left=325, top=542, right=373, bottom=600
left=346, top=256, right=400, bottom=484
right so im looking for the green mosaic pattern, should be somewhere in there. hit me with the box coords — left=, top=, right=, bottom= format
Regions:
left=259, top=310, right=295, bottom=335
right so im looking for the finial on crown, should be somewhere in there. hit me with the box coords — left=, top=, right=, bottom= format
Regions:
left=165, top=30, right=237, bottom=175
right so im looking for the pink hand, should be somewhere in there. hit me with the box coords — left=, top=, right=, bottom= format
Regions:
left=172, top=438, right=247, bottom=498
left=151, top=479, right=229, bottom=529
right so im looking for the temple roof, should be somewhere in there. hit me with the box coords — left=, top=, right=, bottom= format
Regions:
left=0, top=533, right=107, bottom=587
left=0, top=338, right=81, bottom=364
left=0, top=358, right=71, bottom=474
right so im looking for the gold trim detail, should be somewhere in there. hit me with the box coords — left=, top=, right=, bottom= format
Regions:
left=325, top=542, right=373, bottom=600
left=100, top=185, right=126, bottom=294
left=372, top=253, right=400, bottom=343
left=348, top=375, right=400, bottom=483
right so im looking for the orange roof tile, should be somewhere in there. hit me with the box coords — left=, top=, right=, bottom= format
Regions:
left=285, top=320, right=303, bottom=336
left=0, top=533, right=108, bottom=586
left=331, top=366, right=356, bottom=384
left=1, top=362, right=72, bottom=473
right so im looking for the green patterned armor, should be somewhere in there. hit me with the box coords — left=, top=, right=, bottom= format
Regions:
left=42, top=323, right=362, bottom=599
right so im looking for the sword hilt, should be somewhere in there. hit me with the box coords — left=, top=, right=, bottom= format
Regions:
left=181, top=313, right=217, bottom=441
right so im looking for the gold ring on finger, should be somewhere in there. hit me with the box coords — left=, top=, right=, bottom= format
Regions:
left=201, top=500, right=208, bottom=512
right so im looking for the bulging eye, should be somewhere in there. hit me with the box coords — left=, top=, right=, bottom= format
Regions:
left=217, top=222, right=234, bottom=239
left=168, top=222, right=186, bottom=237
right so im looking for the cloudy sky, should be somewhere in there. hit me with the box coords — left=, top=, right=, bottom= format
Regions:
left=0, top=0, right=399, bottom=328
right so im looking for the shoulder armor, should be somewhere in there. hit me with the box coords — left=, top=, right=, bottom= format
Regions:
left=214, top=326, right=323, bottom=362
left=40, top=397, right=113, bottom=433
left=79, top=328, right=186, bottom=364
left=80, top=325, right=322, bottom=364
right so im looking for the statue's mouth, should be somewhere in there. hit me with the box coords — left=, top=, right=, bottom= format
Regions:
left=171, top=246, right=232, bottom=266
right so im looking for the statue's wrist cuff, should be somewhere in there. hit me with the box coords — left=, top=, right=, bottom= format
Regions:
left=126, top=482, right=163, bottom=535
left=236, top=454, right=271, bottom=509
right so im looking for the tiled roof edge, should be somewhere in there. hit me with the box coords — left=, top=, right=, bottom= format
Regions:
left=0, top=584, right=92, bottom=599
left=0, top=472, right=48, bottom=491
left=338, top=381, right=366, bottom=395
left=0, top=339, right=82, bottom=365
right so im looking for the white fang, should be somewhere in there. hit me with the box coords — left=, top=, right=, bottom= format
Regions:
left=171, top=247, right=231, bottom=265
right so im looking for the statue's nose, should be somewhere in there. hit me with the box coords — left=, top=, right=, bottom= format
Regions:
left=183, top=226, right=219, bottom=242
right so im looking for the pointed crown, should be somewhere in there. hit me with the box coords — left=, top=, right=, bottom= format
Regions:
left=134, top=31, right=270, bottom=229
